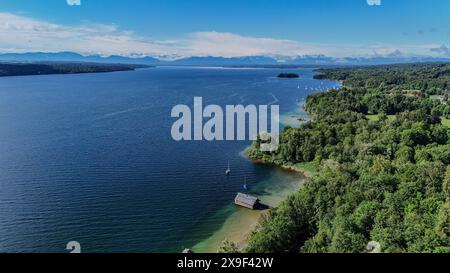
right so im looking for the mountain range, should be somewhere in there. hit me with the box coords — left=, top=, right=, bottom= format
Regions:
left=1, top=52, right=450, bottom=66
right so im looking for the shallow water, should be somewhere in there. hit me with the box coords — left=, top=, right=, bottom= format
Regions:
left=192, top=164, right=305, bottom=253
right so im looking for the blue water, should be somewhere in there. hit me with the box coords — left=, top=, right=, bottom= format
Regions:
left=0, top=67, right=338, bottom=253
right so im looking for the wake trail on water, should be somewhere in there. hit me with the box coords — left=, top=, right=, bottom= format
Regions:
left=92, top=105, right=164, bottom=123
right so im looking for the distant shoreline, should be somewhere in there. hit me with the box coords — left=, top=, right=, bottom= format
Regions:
left=0, top=62, right=150, bottom=78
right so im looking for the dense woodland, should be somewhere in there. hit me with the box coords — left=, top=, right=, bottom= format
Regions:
left=278, top=73, right=300, bottom=78
left=243, top=63, right=450, bottom=253
left=0, top=62, right=147, bottom=77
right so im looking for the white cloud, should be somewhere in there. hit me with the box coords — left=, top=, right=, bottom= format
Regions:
left=184, top=31, right=321, bottom=58
left=67, top=0, right=81, bottom=6
left=0, top=12, right=323, bottom=58
left=0, top=12, right=179, bottom=57
left=0, top=12, right=445, bottom=59
left=367, top=0, right=381, bottom=6
left=430, top=44, right=450, bottom=56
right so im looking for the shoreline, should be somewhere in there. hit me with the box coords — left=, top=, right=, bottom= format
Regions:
left=245, top=147, right=315, bottom=178
left=191, top=74, right=332, bottom=253
left=191, top=148, right=311, bottom=253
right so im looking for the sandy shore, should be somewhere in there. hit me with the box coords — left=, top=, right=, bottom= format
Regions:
left=191, top=153, right=307, bottom=253
left=191, top=205, right=263, bottom=252
left=192, top=104, right=313, bottom=253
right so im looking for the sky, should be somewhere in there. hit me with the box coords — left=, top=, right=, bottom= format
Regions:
left=0, top=0, right=449, bottom=59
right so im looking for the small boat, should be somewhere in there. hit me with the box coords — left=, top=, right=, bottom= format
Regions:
left=225, top=161, right=231, bottom=175
left=243, top=176, right=249, bottom=190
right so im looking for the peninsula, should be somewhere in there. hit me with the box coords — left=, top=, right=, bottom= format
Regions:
left=0, top=62, right=149, bottom=77
left=243, top=63, right=450, bottom=253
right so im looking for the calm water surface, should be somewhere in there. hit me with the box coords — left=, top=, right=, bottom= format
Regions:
left=0, top=67, right=338, bottom=252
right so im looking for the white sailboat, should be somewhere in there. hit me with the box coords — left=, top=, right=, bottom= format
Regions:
left=225, top=161, right=231, bottom=175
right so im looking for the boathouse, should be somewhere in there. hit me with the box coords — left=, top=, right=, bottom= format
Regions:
left=234, top=193, right=260, bottom=209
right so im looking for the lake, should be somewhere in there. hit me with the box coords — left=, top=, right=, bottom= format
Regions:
left=0, top=67, right=339, bottom=253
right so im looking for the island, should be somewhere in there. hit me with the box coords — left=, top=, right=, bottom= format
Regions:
left=0, top=62, right=149, bottom=77
left=277, top=73, right=300, bottom=78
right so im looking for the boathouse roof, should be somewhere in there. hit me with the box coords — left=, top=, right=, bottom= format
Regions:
left=235, top=193, right=259, bottom=209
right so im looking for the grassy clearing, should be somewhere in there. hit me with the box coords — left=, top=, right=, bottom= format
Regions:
left=442, top=118, right=450, bottom=128
left=430, top=95, right=443, bottom=100
left=366, top=115, right=380, bottom=122
left=294, top=161, right=319, bottom=176
left=366, top=114, right=396, bottom=122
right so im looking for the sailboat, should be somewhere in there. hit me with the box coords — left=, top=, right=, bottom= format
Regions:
left=243, top=176, right=248, bottom=190
left=225, top=161, right=231, bottom=175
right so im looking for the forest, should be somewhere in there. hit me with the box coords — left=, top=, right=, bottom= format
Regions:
left=0, top=62, right=148, bottom=77
left=242, top=63, right=450, bottom=253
